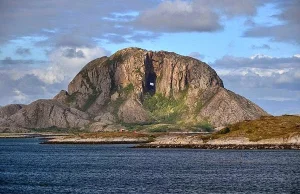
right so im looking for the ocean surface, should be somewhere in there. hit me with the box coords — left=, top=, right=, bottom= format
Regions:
left=1, top=138, right=300, bottom=194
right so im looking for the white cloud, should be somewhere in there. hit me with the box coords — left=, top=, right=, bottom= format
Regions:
left=212, top=54, right=300, bottom=114
left=257, top=96, right=297, bottom=102
left=13, top=89, right=28, bottom=103
left=293, top=54, right=300, bottom=58
left=32, top=46, right=109, bottom=84
left=0, top=46, right=110, bottom=105
left=134, top=0, right=221, bottom=32
left=250, top=54, right=272, bottom=60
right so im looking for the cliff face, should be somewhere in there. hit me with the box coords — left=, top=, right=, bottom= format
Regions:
left=57, top=47, right=267, bottom=128
left=0, top=47, right=268, bottom=130
left=0, top=100, right=90, bottom=130
left=0, top=104, right=25, bottom=119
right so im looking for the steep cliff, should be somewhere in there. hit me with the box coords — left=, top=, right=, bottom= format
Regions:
left=58, top=47, right=267, bottom=128
left=0, top=47, right=268, bottom=131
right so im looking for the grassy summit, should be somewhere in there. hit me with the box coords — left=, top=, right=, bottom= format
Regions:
left=214, top=115, right=300, bottom=141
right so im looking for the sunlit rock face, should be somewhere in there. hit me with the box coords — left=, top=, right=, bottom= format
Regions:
left=63, top=47, right=267, bottom=127
left=0, top=47, right=268, bottom=130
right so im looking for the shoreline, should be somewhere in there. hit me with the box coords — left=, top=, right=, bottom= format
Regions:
left=134, top=143, right=300, bottom=150
left=41, top=140, right=150, bottom=144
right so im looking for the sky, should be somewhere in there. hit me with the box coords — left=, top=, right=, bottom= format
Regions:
left=0, top=0, right=299, bottom=115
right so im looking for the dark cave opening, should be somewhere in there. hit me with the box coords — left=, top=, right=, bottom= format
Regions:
left=146, top=72, right=156, bottom=94
left=143, top=53, right=157, bottom=95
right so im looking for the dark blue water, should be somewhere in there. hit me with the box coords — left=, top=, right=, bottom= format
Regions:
left=1, top=138, right=300, bottom=194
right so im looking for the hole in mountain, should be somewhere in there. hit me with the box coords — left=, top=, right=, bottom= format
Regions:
left=146, top=73, right=156, bottom=94
left=143, top=53, right=157, bottom=95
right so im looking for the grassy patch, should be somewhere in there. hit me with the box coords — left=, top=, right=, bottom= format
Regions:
left=194, top=101, right=203, bottom=113
left=30, top=126, right=84, bottom=134
left=143, top=92, right=187, bottom=123
left=211, top=115, right=300, bottom=141
left=122, top=83, right=134, bottom=95
left=66, top=92, right=78, bottom=104
left=192, top=122, right=214, bottom=132
left=74, top=132, right=149, bottom=139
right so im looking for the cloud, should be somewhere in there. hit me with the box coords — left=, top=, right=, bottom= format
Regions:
left=15, top=47, right=31, bottom=56
left=102, top=34, right=129, bottom=44
left=244, top=18, right=256, bottom=27
left=0, top=46, right=109, bottom=105
left=0, top=0, right=159, bottom=46
left=32, top=46, right=110, bottom=84
left=251, top=44, right=271, bottom=50
left=62, top=48, right=85, bottom=58
left=132, top=0, right=266, bottom=33
left=0, top=72, right=65, bottom=105
left=211, top=53, right=300, bottom=114
left=213, top=54, right=300, bottom=69
left=134, top=0, right=221, bottom=32
left=0, top=0, right=271, bottom=47
left=189, top=52, right=205, bottom=60
left=0, top=57, right=46, bottom=69
left=128, top=32, right=160, bottom=43
left=244, top=0, right=300, bottom=44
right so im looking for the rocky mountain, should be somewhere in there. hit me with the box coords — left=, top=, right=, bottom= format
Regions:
left=0, top=47, right=268, bottom=131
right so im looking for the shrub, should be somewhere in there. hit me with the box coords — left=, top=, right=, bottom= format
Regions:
left=143, top=92, right=187, bottom=123
left=217, top=127, right=230, bottom=134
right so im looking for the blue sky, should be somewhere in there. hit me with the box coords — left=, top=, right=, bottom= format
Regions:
left=0, top=0, right=299, bottom=115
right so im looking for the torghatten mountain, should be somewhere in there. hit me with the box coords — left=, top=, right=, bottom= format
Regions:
left=0, top=47, right=268, bottom=132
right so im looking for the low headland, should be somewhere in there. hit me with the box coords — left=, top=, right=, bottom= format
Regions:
left=3, top=115, right=298, bottom=149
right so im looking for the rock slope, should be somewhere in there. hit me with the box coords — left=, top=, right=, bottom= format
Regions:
left=0, top=100, right=90, bottom=130
left=0, top=47, right=268, bottom=130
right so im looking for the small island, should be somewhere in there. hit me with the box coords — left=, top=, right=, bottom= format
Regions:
left=39, top=115, right=300, bottom=150
left=0, top=48, right=299, bottom=149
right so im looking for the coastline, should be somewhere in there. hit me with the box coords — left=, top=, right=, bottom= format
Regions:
left=2, top=131, right=300, bottom=150
left=41, top=139, right=150, bottom=144
left=134, top=143, right=300, bottom=150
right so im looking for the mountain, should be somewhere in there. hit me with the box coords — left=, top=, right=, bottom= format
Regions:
left=0, top=47, right=268, bottom=132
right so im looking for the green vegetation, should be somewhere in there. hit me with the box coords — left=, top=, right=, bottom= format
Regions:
left=75, top=131, right=149, bottom=139
left=68, top=131, right=157, bottom=143
left=192, top=122, right=214, bottom=132
left=194, top=101, right=203, bottom=113
left=110, top=83, right=135, bottom=119
left=143, top=91, right=188, bottom=123
left=66, top=92, right=78, bottom=104
left=82, top=92, right=100, bottom=111
left=216, top=127, right=230, bottom=134
left=209, top=115, right=300, bottom=141
left=121, top=122, right=153, bottom=131
left=149, top=126, right=168, bottom=133
left=30, top=126, right=84, bottom=134
left=134, top=68, right=143, bottom=77
left=122, top=83, right=134, bottom=95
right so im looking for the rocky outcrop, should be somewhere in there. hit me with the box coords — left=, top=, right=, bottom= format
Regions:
left=196, top=87, right=267, bottom=127
left=0, top=47, right=268, bottom=131
left=0, top=104, right=25, bottom=119
left=148, top=134, right=204, bottom=145
left=0, top=99, right=90, bottom=129
left=62, top=47, right=267, bottom=127
left=117, top=98, right=150, bottom=123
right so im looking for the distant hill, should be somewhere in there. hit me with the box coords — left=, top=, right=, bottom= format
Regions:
left=0, top=47, right=268, bottom=132
left=212, top=115, right=300, bottom=142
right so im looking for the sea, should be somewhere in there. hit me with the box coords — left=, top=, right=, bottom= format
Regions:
left=1, top=138, right=300, bottom=194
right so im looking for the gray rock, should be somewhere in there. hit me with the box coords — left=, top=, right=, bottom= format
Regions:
left=0, top=99, right=90, bottom=129
left=0, top=47, right=269, bottom=131
left=0, top=104, right=25, bottom=119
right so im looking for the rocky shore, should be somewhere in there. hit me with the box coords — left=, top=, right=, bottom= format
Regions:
left=41, top=138, right=150, bottom=144
left=134, top=143, right=300, bottom=150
